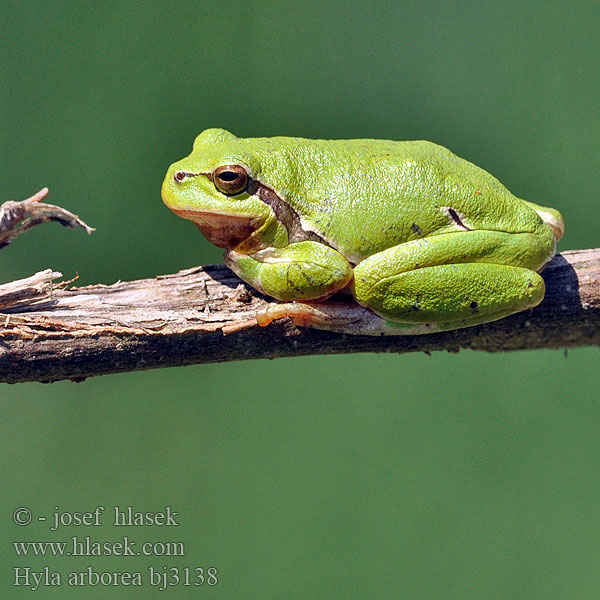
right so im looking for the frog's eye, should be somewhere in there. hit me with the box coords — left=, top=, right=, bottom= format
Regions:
left=213, top=165, right=249, bottom=196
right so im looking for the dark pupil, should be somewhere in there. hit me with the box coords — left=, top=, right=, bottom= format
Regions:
left=218, top=171, right=239, bottom=182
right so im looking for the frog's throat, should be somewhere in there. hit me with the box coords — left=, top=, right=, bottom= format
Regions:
left=172, top=209, right=261, bottom=248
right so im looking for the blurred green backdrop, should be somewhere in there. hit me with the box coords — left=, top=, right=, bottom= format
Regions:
left=1, top=1, right=599, bottom=598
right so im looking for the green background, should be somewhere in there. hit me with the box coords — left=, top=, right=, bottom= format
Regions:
left=1, top=1, right=599, bottom=597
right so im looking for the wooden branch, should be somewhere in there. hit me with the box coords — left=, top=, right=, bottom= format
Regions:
left=0, top=248, right=598, bottom=383
left=0, top=188, right=93, bottom=249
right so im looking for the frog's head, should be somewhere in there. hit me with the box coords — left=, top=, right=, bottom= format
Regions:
left=162, top=128, right=274, bottom=248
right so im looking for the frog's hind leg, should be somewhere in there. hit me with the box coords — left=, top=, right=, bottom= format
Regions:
left=353, top=261, right=545, bottom=332
left=350, top=230, right=547, bottom=333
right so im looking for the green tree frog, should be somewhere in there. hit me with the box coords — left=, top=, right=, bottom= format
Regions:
left=162, top=129, right=564, bottom=335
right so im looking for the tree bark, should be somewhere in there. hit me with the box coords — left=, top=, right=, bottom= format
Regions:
left=0, top=248, right=598, bottom=384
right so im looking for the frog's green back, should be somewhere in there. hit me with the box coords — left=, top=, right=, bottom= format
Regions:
left=245, top=136, right=550, bottom=263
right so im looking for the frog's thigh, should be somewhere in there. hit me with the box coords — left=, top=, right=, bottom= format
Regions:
left=226, top=241, right=353, bottom=301
left=353, top=236, right=545, bottom=324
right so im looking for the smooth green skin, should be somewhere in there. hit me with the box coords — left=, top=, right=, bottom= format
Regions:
left=162, top=128, right=563, bottom=334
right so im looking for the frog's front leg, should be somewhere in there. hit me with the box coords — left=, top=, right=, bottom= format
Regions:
left=225, top=240, right=353, bottom=301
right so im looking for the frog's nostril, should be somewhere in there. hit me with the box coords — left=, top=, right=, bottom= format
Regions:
left=174, top=170, right=201, bottom=183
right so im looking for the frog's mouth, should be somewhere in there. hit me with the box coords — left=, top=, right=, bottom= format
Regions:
left=171, top=209, right=260, bottom=248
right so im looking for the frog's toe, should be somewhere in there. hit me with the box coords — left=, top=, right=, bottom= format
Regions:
left=257, top=301, right=363, bottom=329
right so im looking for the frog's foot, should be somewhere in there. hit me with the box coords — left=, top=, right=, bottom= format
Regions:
left=256, top=301, right=455, bottom=335
left=256, top=297, right=541, bottom=336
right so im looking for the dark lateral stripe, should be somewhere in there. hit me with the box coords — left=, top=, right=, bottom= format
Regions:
left=447, top=207, right=471, bottom=230
left=251, top=180, right=327, bottom=244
